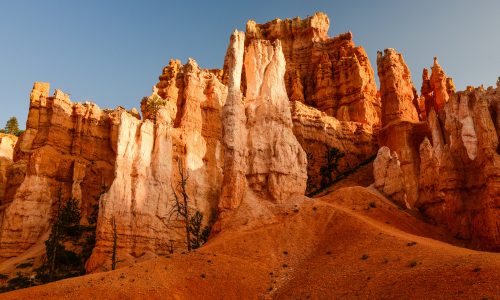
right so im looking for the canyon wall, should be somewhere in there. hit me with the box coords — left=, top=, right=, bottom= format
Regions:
left=243, top=13, right=380, bottom=190
left=417, top=84, right=500, bottom=250
left=376, top=49, right=428, bottom=208
left=0, top=83, right=117, bottom=259
left=0, top=12, right=382, bottom=271
left=2, top=11, right=499, bottom=275
left=374, top=50, right=500, bottom=251
left=87, top=59, right=227, bottom=271
left=242, top=12, right=381, bottom=127
left=0, top=134, right=16, bottom=204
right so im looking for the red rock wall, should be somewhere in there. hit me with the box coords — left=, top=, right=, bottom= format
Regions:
left=0, top=83, right=117, bottom=259
left=241, top=12, right=381, bottom=127
left=417, top=86, right=500, bottom=251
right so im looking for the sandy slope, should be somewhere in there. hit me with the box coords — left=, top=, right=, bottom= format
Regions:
left=3, top=186, right=500, bottom=299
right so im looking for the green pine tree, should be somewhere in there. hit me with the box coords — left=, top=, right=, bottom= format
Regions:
left=4, top=117, right=19, bottom=135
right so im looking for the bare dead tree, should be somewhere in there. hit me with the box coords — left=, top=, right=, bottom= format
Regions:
left=168, top=158, right=192, bottom=251
left=111, top=216, right=117, bottom=270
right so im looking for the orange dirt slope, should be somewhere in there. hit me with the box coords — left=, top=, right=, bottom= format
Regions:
left=3, top=186, right=500, bottom=299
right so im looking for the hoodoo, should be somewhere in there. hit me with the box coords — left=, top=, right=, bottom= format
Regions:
left=0, top=10, right=499, bottom=299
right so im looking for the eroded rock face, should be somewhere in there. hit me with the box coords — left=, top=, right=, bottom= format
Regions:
left=291, top=101, right=377, bottom=191
left=244, top=39, right=308, bottom=202
left=376, top=49, right=429, bottom=208
left=373, top=146, right=408, bottom=208
left=377, top=48, right=419, bottom=125
left=219, top=32, right=307, bottom=213
left=0, top=82, right=116, bottom=259
left=88, top=59, right=227, bottom=271
left=243, top=12, right=380, bottom=126
left=421, top=57, right=455, bottom=117
left=0, top=134, right=17, bottom=203
left=417, top=86, right=500, bottom=250
left=219, top=30, right=247, bottom=210
left=375, top=49, right=500, bottom=250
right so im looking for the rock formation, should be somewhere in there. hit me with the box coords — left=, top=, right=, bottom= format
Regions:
left=375, top=52, right=500, bottom=250
left=0, top=83, right=116, bottom=259
left=377, top=49, right=419, bottom=124
left=421, top=57, right=456, bottom=117
left=0, top=134, right=17, bottom=203
left=416, top=86, right=500, bottom=250
left=373, top=146, right=408, bottom=208
left=243, top=13, right=380, bottom=190
left=0, top=12, right=383, bottom=272
left=243, top=12, right=381, bottom=126
left=219, top=31, right=307, bottom=213
left=219, top=30, right=247, bottom=210
left=291, top=101, right=377, bottom=191
left=2, top=12, right=500, bottom=278
left=243, top=39, right=307, bottom=203
left=376, top=49, right=428, bottom=207
left=88, top=58, right=227, bottom=271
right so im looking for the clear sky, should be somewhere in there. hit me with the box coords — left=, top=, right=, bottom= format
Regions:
left=1, top=0, right=499, bottom=128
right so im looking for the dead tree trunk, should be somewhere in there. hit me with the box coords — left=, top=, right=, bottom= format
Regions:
left=170, top=159, right=192, bottom=251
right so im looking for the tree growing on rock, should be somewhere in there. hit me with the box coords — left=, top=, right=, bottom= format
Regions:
left=42, top=194, right=81, bottom=282
left=167, top=159, right=212, bottom=252
left=141, top=94, right=167, bottom=124
left=320, top=147, right=345, bottom=188
left=1, top=116, right=23, bottom=136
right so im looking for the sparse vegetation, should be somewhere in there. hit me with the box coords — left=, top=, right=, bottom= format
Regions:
left=0, top=274, right=8, bottom=280
left=0, top=116, right=24, bottom=136
left=0, top=272, right=35, bottom=293
left=307, top=152, right=377, bottom=197
left=111, top=216, right=117, bottom=270
left=407, top=242, right=417, bottom=247
left=369, top=201, right=377, bottom=208
left=320, top=147, right=345, bottom=189
left=361, top=254, right=369, bottom=260
left=15, top=262, right=33, bottom=269
left=0, top=185, right=107, bottom=292
left=141, top=94, right=167, bottom=124
left=473, top=267, right=481, bottom=273
left=189, top=211, right=213, bottom=250
left=43, top=196, right=82, bottom=282
left=409, top=260, right=418, bottom=267
left=166, top=159, right=213, bottom=252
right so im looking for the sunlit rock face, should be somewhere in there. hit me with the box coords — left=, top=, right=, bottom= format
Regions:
left=375, top=50, right=500, bottom=250
left=242, top=12, right=381, bottom=127
left=219, top=30, right=247, bottom=211
left=243, top=13, right=380, bottom=190
left=0, top=82, right=117, bottom=259
left=0, top=133, right=17, bottom=208
left=376, top=49, right=427, bottom=208
left=88, top=59, right=228, bottom=271
left=373, top=146, right=408, bottom=209
left=421, top=57, right=456, bottom=117
left=417, top=86, right=500, bottom=251
left=218, top=31, right=307, bottom=214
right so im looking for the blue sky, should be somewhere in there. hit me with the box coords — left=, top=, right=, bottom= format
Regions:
left=1, top=0, right=499, bottom=128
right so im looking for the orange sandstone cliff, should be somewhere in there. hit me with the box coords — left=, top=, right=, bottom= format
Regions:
left=0, top=12, right=499, bottom=280
left=375, top=50, right=500, bottom=251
